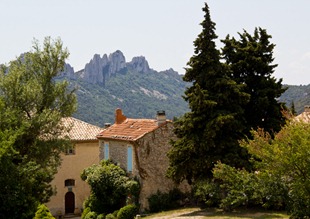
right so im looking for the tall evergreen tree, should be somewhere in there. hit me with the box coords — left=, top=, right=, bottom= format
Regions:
left=167, top=3, right=250, bottom=184
left=221, top=28, right=287, bottom=136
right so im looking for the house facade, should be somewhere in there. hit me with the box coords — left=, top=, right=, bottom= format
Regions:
left=96, top=109, right=189, bottom=210
left=46, top=117, right=102, bottom=217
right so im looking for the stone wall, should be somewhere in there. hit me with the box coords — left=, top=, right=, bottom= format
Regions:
left=135, top=122, right=189, bottom=210
left=98, top=122, right=190, bottom=210
left=99, top=140, right=139, bottom=177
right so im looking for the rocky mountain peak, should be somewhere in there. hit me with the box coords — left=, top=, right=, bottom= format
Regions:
left=128, top=56, right=150, bottom=73
left=61, top=50, right=181, bottom=86
left=108, top=50, right=126, bottom=75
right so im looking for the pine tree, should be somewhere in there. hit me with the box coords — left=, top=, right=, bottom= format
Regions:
left=167, top=3, right=250, bottom=184
left=221, top=28, right=287, bottom=136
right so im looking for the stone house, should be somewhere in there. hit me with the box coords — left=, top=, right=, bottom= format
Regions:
left=46, top=117, right=102, bottom=217
left=96, top=109, right=189, bottom=210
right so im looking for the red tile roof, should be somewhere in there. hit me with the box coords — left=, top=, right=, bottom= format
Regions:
left=61, top=117, right=102, bottom=141
left=97, top=118, right=167, bottom=141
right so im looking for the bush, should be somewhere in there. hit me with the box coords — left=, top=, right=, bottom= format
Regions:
left=112, top=210, right=119, bottom=217
left=106, top=213, right=116, bottom=219
left=97, top=213, right=106, bottom=219
left=194, top=163, right=289, bottom=212
left=84, top=211, right=97, bottom=219
left=194, top=179, right=221, bottom=208
left=81, top=160, right=140, bottom=214
left=81, top=207, right=91, bottom=219
left=33, top=204, right=55, bottom=219
left=148, top=189, right=184, bottom=213
left=117, top=204, right=138, bottom=219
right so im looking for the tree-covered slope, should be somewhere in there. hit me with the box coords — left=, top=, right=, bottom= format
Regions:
left=279, top=84, right=310, bottom=114
left=64, top=70, right=189, bottom=127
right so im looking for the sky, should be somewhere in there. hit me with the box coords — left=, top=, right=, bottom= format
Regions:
left=1, top=0, right=310, bottom=85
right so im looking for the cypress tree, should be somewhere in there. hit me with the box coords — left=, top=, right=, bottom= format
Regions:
left=222, top=28, right=287, bottom=136
left=167, top=3, right=250, bottom=184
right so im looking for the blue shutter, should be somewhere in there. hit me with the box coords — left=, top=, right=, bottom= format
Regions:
left=127, top=146, right=133, bottom=172
left=104, top=142, right=109, bottom=160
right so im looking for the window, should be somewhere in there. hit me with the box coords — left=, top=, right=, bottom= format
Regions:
left=65, top=145, right=75, bottom=155
left=104, top=142, right=109, bottom=160
left=127, top=145, right=133, bottom=172
left=65, top=179, right=75, bottom=187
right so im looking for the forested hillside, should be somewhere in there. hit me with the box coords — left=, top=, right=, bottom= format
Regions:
left=61, top=75, right=310, bottom=127
left=61, top=70, right=189, bottom=127
left=54, top=50, right=310, bottom=127
left=279, top=84, right=310, bottom=114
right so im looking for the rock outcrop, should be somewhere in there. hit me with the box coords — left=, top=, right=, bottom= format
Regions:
left=80, top=50, right=127, bottom=85
left=60, top=50, right=180, bottom=86
left=82, top=54, right=108, bottom=85
left=60, top=63, right=76, bottom=80
left=108, top=50, right=126, bottom=75
left=127, top=56, right=151, bottom=73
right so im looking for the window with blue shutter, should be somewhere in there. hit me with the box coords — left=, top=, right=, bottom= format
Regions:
left=104, top=142, right=109, bottom=160
left=127, top=145, right=133, bottom=172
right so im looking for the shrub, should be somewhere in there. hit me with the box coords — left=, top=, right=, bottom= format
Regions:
left=117, top=204, right=138, bottom=219
left=106, top=213, right=116, bottom=219
left=84, top=211, right=97, bottom=219
left=97, top=213, right=106, bottom=219
left=148, top=189, right=184, bottom=213
left=112, top=210, right=119, bottom=217
left=81, top=160, right=140, bottom=215
left=194, top=179, right=221, bottom=208
left=33, top=204, right=55, bottom=219
left=81, top=207, right=91, bottom=219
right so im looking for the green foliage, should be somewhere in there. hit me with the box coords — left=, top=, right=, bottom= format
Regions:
left=81, top=160, right=140, bottom=215
left=96, top=214, right=106, bottom=219
left=84, top=211, right=97, bottom=219
left=194, top=179, right=221, bottom=208
left=222, top=27, right=287, bottom=136
left=167, top=2, right=251, bottom=184
left=148, top=189, right=185, bottom=213
left=0, top=37, right=76, bottom=219
left=194, top=163, right=288, bottom=212
left=81, top=207, right=91, bottom=219
left=241, top=121, right=310, bottom=217
left=117, top=204, right=138, bottom=219
left=106, top=213, right=116, bottom=219
left=33, top=204, right=55, bottom=219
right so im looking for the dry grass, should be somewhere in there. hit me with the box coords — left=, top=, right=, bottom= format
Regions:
left=142, top=207, right=289, bottom=219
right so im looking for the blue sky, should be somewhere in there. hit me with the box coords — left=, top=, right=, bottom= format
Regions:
left=1, top=0, right=310, bottom=85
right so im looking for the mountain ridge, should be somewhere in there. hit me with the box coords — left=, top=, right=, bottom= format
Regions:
left=55, top=50, right=310, bottom=126
left=57, top=50, right=190, bottom=126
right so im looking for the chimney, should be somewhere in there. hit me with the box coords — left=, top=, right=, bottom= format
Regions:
left=156, top=110, right=166, bottom=125
left=115, top=108, right=127, bottom=124
left=104, top=123, right=111, bottom=128
left=305, top=105, right=310, bottom=113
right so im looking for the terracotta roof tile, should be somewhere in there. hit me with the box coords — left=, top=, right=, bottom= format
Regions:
left=61, top=117, right=102, bottom=141
left=97, top=118, right=167, bottom=141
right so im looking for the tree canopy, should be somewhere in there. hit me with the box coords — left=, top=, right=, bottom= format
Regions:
left=222, top=28, right=287, bottom=136
left=167, top=3, right=251, bottom=184
left=167, top=3, right=286, bottom=184
left=0, top=37, right=76, bottom=219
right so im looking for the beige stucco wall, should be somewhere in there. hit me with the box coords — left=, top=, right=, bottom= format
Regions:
left=99, top=123, right=189, bottom=211
left=46, top=141, right=99, bottom=216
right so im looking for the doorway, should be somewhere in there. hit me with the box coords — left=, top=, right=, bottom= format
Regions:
left=65, top=191, right=75, bottom=214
